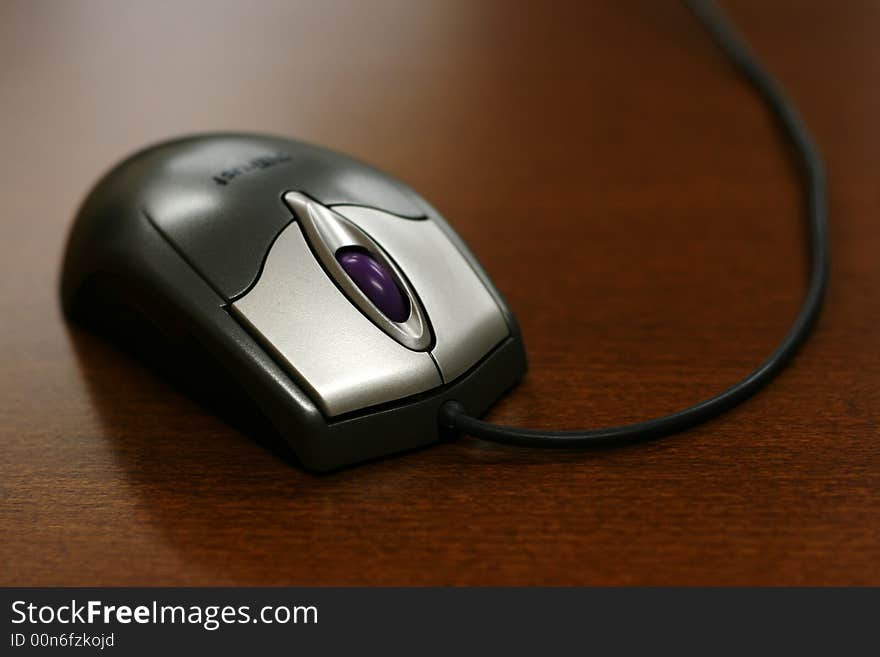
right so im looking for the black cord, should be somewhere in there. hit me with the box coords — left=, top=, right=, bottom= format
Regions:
left=439, top=0, right=829, bottom=448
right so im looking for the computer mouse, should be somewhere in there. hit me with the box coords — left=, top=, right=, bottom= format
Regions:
left=61, top=133, right=527, bottom=471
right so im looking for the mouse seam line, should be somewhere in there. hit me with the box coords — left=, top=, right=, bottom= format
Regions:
left=226, top=216, right=297, bottom=304
left=428, top=351, right=445, bottom=384
left=141, top=208, right=229, bottom=303
left=327, top=202, right=427, bottom=221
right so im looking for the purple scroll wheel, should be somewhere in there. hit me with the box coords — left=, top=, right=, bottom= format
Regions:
left=335, top=248, right=411, bottom=323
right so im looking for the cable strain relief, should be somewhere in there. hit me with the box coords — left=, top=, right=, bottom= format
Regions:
left=438, top=400, right=466, bottom=439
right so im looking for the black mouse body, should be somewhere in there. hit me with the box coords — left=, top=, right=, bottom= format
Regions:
left=61, top=134, right=526, bottom=471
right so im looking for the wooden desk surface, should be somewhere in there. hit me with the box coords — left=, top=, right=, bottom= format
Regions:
left=1, top=0, right=877, bottom=586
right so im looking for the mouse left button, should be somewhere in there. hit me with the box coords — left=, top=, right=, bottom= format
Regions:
left=229, top=222, right=441, bottom=417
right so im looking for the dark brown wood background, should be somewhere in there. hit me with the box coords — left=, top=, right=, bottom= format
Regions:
left=1, top=0, right=877, bottom=586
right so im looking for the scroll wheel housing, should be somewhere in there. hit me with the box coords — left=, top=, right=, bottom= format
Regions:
left=335, top=248, right=411, bottom=322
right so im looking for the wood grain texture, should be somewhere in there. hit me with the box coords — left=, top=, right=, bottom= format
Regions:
left=1, top=0, right=877, bottom=586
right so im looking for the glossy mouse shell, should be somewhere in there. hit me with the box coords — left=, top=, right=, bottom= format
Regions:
left=61, top=133, right=527, bottom=471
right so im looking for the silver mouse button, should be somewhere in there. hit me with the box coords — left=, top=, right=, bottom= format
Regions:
left=230, top=220, right=441, bottom=417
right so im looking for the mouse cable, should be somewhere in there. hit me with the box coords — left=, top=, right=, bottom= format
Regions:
left=439, top=0, right=829, bottom=448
